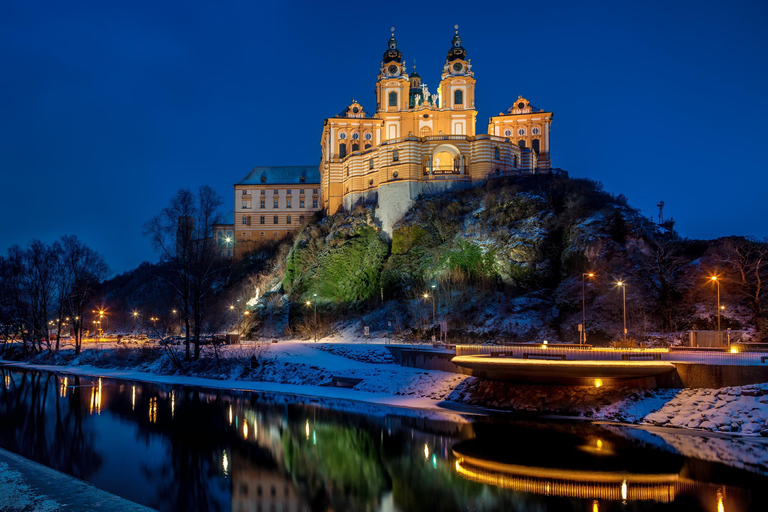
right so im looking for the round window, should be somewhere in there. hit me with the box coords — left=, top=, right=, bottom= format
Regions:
left=352, top=133, right=359, bottom=140
left=518, top=102, right=525, bottom=109
left=364, top=133, right=372, bottom=140
left=532, top=127, right=540, bottom=135
left=518, top=128, right=526, bottom=136
left=369, top=179, right=374, bottom=186
left=352, top=106, right=359, bottom=113
left=504, top=129, right=512, bottom=137
left=393, top=171, right=399, bottom=178
left=423, top=114, right=429, bottom=119
left=339, top=132, right=347, bottom=140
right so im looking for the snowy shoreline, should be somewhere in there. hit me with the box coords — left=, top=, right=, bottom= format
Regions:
left=2, top=340, right=768, bottom=438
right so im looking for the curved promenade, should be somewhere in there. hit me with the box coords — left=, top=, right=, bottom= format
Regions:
left=451, top=354, right=676, bottom=384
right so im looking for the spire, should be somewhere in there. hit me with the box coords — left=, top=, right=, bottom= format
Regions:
left=383, top=26, right=402, bottom=63
left=446, top=24, right=467, bottom=62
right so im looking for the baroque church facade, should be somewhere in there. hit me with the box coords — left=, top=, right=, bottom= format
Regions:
left=320, top=26, right=554, bottom=233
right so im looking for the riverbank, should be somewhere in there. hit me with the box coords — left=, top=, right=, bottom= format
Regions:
left=0, top=447, right=152, bottom=512
left=2, top=340, right=768, bottom=436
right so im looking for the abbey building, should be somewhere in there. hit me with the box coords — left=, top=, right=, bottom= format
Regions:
left=320, top=26, right=554, bottom=233
left=224, top=27, right=555, bottom=257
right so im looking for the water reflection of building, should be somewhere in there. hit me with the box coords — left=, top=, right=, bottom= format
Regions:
left=230, top=453, right=306, bottom=512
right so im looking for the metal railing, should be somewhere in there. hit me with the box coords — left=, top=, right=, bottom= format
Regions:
left=454, top=344, right=768, bottom=366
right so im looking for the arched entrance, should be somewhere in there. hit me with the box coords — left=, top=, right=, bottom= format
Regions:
left=431, top=144, right=462, bottom=174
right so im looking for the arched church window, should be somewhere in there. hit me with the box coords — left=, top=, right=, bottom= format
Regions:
left=339, top=143, right=347, bottom=159
left=388, top=92, right=398, bottom=107
left=494, top=147, right=500, bottom=160
left=393, top=149, right=399, bottom=162
left=352, top=143, right=359, bottom=152
left=369, top=158, right=374, bottom=169
left=454, top=90, right=463, bottom=105
left=532, top=139, right=540, bottom=154
left=518, top=140, right=526, bottom=149
left=364, top=143, right=371, bottom=150
left=420, top=126, right=432, bottom=137
left=513, top=155, right=518, bottom=167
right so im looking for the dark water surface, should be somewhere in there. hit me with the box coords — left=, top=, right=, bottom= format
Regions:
left=1, top=365, right=767, bottom=512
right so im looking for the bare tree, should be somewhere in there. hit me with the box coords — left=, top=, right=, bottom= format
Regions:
left=144, top=186, right=229, bottom=361
left=721, top=237, right=768, bottom=335
left=58, top=236, right=110, bottom=355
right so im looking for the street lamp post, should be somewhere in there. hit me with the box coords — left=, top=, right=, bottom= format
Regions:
left=617, top=281, right=627, bottom=343
left=430, top=284, right=436, bottom=340
left=581, top=273, right=595, bottom=345
left=313, top=294, right=318, bottom=343
left=711, top=276, right=721, bottom=346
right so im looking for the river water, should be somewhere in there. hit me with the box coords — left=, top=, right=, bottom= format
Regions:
left=1, top=365, right=767, bottom=511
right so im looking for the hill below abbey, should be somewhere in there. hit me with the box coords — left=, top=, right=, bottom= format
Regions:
left=277, top=175, right=767, bottom=344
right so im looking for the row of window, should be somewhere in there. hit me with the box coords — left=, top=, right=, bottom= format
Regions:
left=339, top=132, right=373, bottom=141
left=504, top=127, right=541, bottom=137
left=242, top=188, right=318, bottom=196
left=339, top=143, right=372, bottom=158
left=242, top=215, right=304, bottom=225
left=242, top=199, right=318, bottom=209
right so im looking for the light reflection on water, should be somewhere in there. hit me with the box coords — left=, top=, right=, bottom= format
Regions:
left=0, top=365, right=767, bottom=512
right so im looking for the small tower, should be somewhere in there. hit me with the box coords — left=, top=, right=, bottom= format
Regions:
left=438, top=25, right=477, bottom=135
left=376, top=27, right=410, bottom=114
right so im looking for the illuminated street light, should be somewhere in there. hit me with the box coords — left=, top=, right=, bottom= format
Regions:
left=711, top=275, right=722, bottom=346
left=616, top=281, right=627, bottom=342
left=311, top=294, right=318, bottom=342
left=581, top=272, right=596, bottom=345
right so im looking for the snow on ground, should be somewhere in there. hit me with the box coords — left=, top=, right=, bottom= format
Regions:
left=0, top=461, right=60, bottom=512
left=1, top=340, right=471, bottom=415
left=0, top=448, right=151, bottom=511
left=642, top=384, right=768, bottom=434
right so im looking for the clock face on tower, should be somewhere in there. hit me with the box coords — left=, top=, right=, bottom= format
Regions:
left=387, top=65, right=398, bottom=75
left=453, top=62, right=463, bottom=72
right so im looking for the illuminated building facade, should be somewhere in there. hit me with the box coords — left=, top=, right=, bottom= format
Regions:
left=232, top=166, right=321, bottom=257
left=320, top=26, right=554, bottom=233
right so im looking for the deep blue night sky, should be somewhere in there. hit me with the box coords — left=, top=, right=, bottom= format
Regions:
left=2, top=1, right=767, bottom=274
